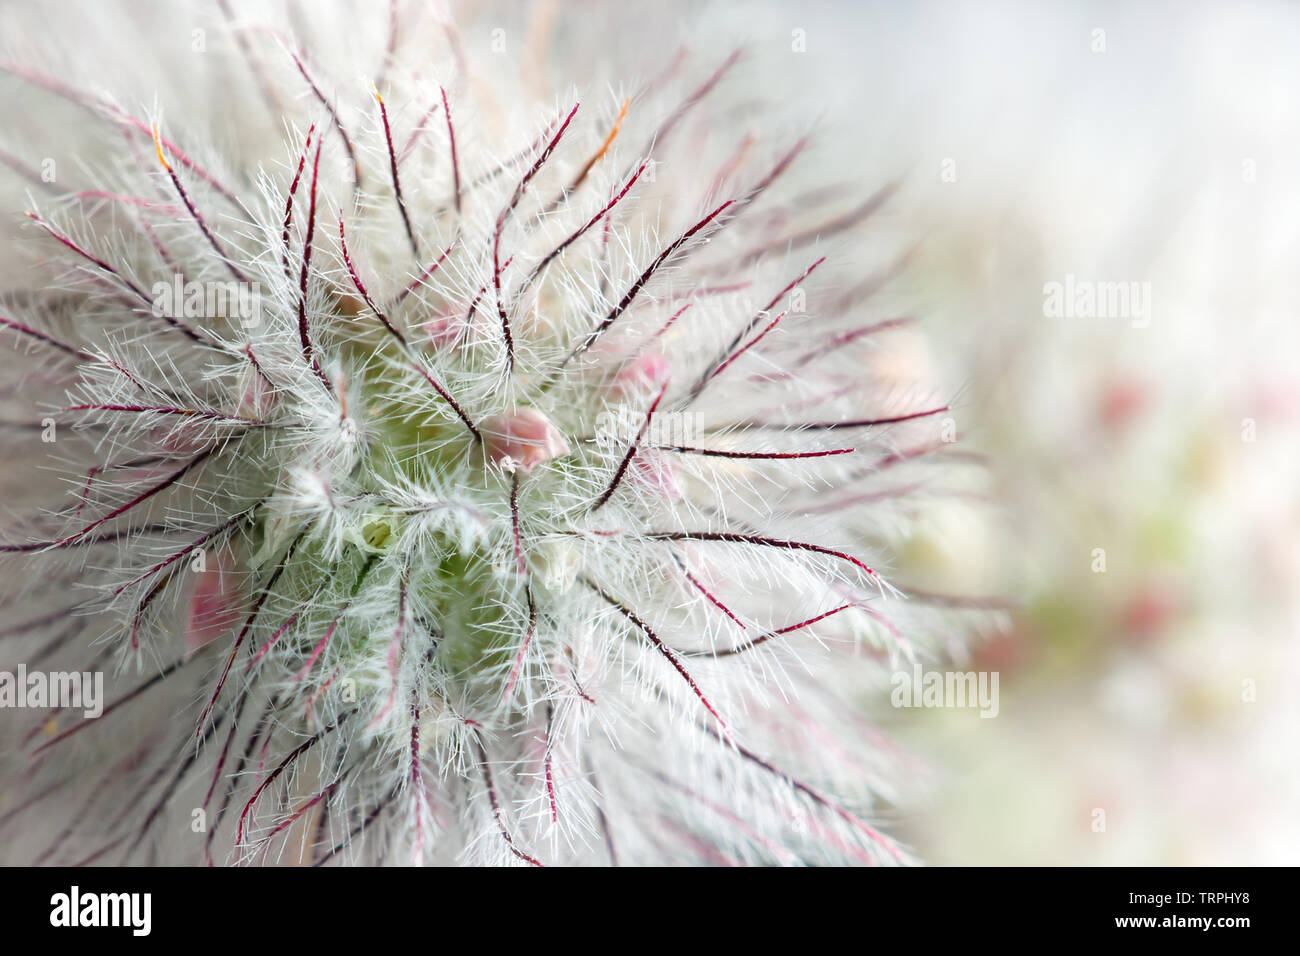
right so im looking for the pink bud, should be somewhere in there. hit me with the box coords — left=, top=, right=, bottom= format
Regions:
left=481, top=407, right=569, bottom=472
left=238, top=367, right=278, bottom=419
left=423, top=311, right=464, bottom=349
left=632, top=449, right=683, bottom=501
left=185, top=553, right=243, bottom=655
left=610, top=350, right=672, bottom=399
left=156, top=424, right=209, bottom=454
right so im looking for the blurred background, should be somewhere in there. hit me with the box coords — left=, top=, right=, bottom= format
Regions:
left=748, top=0, right=1300, bottom=864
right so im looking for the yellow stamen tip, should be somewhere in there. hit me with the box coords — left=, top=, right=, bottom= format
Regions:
left=151, top=125, right=171, bottom=171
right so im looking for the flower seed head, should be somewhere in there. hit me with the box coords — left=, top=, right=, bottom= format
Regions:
left=0, top=0, right=993, bottom=867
